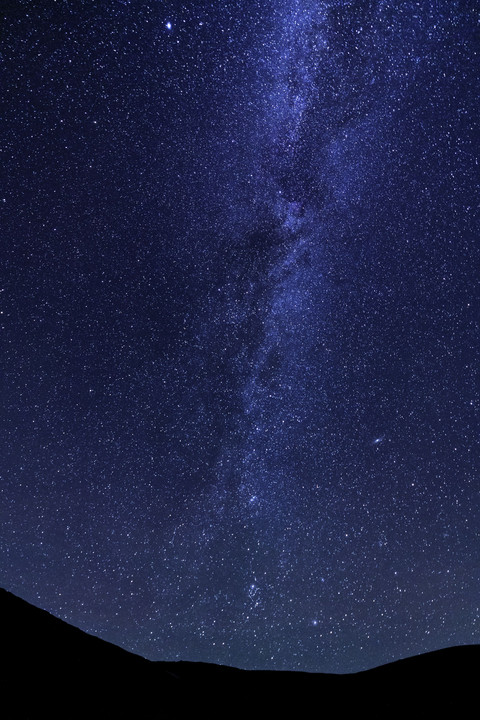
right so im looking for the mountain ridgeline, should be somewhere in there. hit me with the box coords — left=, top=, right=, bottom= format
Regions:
left=1, top=588, right=477, bottom=718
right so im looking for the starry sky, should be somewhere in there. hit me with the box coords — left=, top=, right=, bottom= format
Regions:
left=1, top=0, right=479, bottom=673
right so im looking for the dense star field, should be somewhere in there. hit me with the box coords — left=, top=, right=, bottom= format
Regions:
left=1, top=0, right=479, bottom=672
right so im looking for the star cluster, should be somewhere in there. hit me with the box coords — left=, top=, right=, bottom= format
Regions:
left=1, top=0, right=479, bottom=672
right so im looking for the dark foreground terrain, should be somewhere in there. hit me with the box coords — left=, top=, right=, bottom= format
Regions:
left=1, top=587, right=477, bottom=718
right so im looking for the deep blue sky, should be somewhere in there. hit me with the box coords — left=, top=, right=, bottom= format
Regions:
left=1, top=0, right=479, bottom=672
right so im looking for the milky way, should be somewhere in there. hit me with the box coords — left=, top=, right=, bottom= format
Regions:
left=1, top=1, right=479, bottom=672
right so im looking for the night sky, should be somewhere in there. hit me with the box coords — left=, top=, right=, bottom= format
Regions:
left=1, top=0, right=480, bottom=673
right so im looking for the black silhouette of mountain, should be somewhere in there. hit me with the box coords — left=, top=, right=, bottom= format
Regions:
left=1, top=587, right=477, bottom=718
